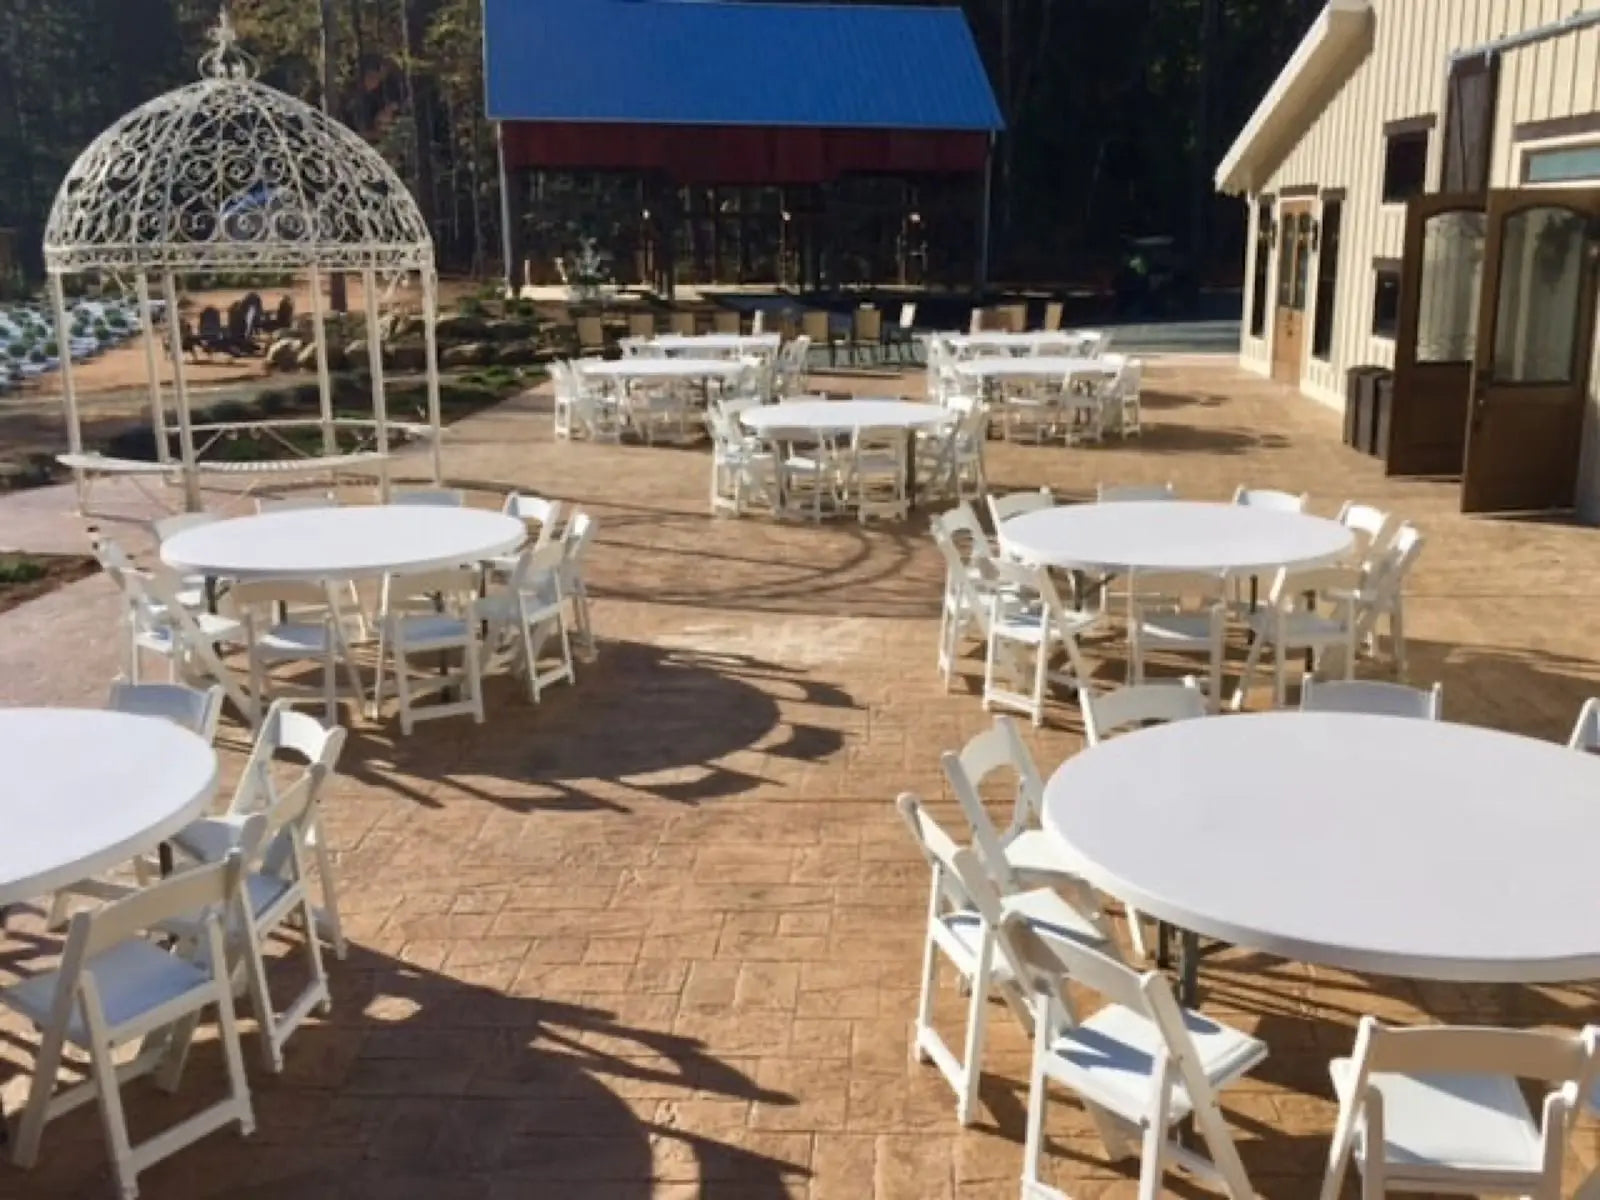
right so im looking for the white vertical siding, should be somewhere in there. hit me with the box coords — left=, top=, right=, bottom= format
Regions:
left=1240, top=0, right=1600, bottom=416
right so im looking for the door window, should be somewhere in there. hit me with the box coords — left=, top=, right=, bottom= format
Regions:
left=1490, top=206, right=1592, bottom=384
left=1416, top=211, right=1485, bottom=363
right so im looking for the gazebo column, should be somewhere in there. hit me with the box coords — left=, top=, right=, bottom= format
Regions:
left=134, top=273, right=171, bottom=465
left=48, top=272, right=85, bottom=507
left=361, top=267, right=391, bottom=502
left=161, top=272, right=201, bottom=511
left=420, top=266, right=444, bottom=484
left=307, top=264, right=336, bottom=456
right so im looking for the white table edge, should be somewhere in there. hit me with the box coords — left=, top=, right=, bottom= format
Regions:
left=161, top=522, right=526, bottom=582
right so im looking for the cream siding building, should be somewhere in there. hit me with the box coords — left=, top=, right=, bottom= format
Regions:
left=1217, top=0, right=1600, bottom=517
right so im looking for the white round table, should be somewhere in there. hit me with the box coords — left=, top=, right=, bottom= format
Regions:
left=953, top=356, right=1115, bottom=381
left=0, top=709, right=218, bottom=906
left=1043, top=713, right=1600, bottom=996
left=161, top=504, right=526, bottom=581
left=740, top=398, right=948, bottom=436
left=1001, top=500, right=1353, bottom=574
left=650, top=333, right=780, bottom=357
left=578, top=358, right=748, bottom=381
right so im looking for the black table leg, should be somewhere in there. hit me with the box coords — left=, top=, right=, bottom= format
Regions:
left=1176, top=929, right=1201, bottom=1010
left=1156, top=920, right=1172, bottom=969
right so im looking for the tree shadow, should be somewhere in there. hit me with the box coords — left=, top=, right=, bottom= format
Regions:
left=336, top=641, right=857, bottom=813
left=1137, top=388, right=1228, bottom=411
left=1403, top=637, right=1600, bottom=741
left=1129, top=421, right=1293, bottom=456
left=0, top=937, right=803, bottom=1198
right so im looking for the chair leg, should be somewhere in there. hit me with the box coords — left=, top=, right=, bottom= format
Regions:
left=1318, top=1096, right=1360, bottom=1200
left=1272, top=644, right=1288, bottom=709
left=957, top=937, right=994, bottom=1126
left=241, top=940, right=283, bottom=1073
left=12, top=1022, right=67, bottom=1167
left=465, top=638, right=486, bottom=724
left=1136, top=1087, right=1170, bottom=1200
left=1390, top=600, right=1407, bottom=677
left=1022, top=994, right=1053, bottom=1195
left=912, top=930, right=938, bottom=1067
left=212, top=981, right=256, bottom=1137
left=311, top=824, right=349, bottom=960
left=87, top=1039, right=139, bottom=1200
left=1231, top=635, right=1265, bottom=712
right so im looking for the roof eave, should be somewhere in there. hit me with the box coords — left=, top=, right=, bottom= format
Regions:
left=1214, top=0, right=1375, bottom=196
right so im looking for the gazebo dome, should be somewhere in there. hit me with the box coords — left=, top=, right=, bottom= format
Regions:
left=43, top=14, right=431, bottom=276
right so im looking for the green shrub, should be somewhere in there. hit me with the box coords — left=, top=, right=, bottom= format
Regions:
left=0, top=556, right=46, bottom=584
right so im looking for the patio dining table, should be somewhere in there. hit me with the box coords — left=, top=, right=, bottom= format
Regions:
left=649, top=333, right=780, bottom=358
left=578, top=357, right=750, bottom=386
left=953, top=356, right=1118, bottom=384
left=741, top=398, right=949, bottom=511
left=1043, top=712, right=1600, bottom=1007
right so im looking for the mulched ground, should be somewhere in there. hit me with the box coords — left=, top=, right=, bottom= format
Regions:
left=0, top=552, right=98, bottom=615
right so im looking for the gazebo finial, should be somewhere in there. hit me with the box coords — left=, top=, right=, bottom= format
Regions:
left=199, top=4, right=257, bottom=81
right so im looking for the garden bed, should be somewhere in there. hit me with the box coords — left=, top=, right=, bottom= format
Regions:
left=0, top=553, right=99, bottom=615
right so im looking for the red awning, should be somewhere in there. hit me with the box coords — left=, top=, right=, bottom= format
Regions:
left=500, top=122, right=989, bottom=185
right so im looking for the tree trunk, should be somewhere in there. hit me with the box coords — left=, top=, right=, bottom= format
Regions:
left=319, top=0, right=347, bottom=312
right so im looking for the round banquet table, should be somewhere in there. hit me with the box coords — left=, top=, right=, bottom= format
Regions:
left=1042, top=712, right=1600, bottom=1003
left=739, top=398, right=949, bottom=436
left=1001, top=500, right=1353, bottom=575
left=577, top=357, right=748, bottom=381
left=953, top=356, right=1116, bottom=381
left=0, top=708, right=218, bottom=906
left=161, top=504, right=525, bottom=581
left=649, top=333, right=780, bottom=356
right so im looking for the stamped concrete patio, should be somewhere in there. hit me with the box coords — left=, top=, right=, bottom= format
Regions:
left=2, top=357, right=1598, bottom=1198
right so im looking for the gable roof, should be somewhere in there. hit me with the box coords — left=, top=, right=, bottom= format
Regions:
left=484, top=0, right=1004, bottom=133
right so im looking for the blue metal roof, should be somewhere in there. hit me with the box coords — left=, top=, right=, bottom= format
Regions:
left=484, top=0, right=1004, bottom=132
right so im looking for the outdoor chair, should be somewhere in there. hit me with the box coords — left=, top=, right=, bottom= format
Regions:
left=1127, top=569, right=1230, bottom=709
left=895, top=794, right=1107, bottom=1127
left=1113, top=356, right=1145, bottom=437
left=479, top=541, right=575, bottom=703
left=802, top=310, right=841, bottom=365
left=1320, top=1017, right=1600, bottom=1200
left=1569, top=698, right=1600, bottom=752
left=499, top=492, right=565, bottom=549
left=775, top=334, right=811, bottom=396
left=706, top=404, right=777, bottom=518
left=775, top=429, right=844, bottom=523
left=844, top=426, right=907, bottom=524
left=575, top=315, right=606, bottom=357
left=627, top=311, right=656, bottom=340
left=1098, top=481, right=1177, bottom=503
left=391, top=486, right=465, bottom=507
left=983, top=558, right=1096, bottom=726
left=713, top=310, right=741, bottom=335
left=194, top=306, right=230, bottom=358
left=884, top=301, right=918, bottom=361
left=171, top=700, right=350, bottom=962
left=1353, top=521, right=1423, bottom=674
left=849, top=307, right=883, bottom=365
left=931, top=505, right=998, bottom=687
left=916, top=393, right=986, bottom=503
left=1041, top=299, right=1064, bottom=331
left=668, top=311, right=697, bottom=336
left=269, top=294, right=294, bottom=332
left=1300, top=678, right=1442, bottom=720
left=106, top=680, right=224, bottom=743
left=374, top=568, right=486, bottom=734
left=560, top=510, right=599, bottom=659
left=1337, top=501, right=1398, bottom=565
left=1, top=854, right=254, bottom=1199
left=1232, top=564, right=1361, bottom=710
left=230, top=579, right=360, bottom=724
left=941, top=716, right=1110, bottom=934
left=1232, top=484, right=1309, bottom=512
left=1002, top=901, right=1268, bottom=1200
left=985, top=487, right=1053, bottom=536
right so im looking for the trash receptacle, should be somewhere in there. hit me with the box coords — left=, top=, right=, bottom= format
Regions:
left=1371, top=370, right=1395, bottom=463
left=1344, top=366, right=1384, bottom=452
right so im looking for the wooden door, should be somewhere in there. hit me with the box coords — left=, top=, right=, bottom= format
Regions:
left=1461, top=189, right=1600, bottom=513
left=1271, top=202, right=1314, bottom=384
left=1386, top=194, right=1487, bottom=476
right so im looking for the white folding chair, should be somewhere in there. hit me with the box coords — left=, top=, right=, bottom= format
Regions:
left=1231, top=485, right=1309, bottom=512
left=983, top=558, right=1096, bottom=727
left=390, top=487, right=465, bottom=507
left=1300, top=678, right=1442, bottom=720
left=895, top=794, right=1106, bottom=1127
left=1232, top=564, right=1361, bottom=710
left=1336, top=501, right=1398, bottom=566
left=1354, top=522, right=1424, bottom=675
left=940, top=717, right=1111, bottom=935
left=1569, top=698, right=1600, bottom=752
left=561, top=510, right=598, bottom=660
left=1127, top=570, right=1229, bottom=710
left=1, top=854, right=254, bottom=1199
left=106, top=681, right=224, bottom=743
left=1098, top=481, right=1176, bottom=503
left=706, top=404, right=778, bottom=518
left=255, top=494, right=336, bottom=513
left=480, top=542, right=575, bottom=702
left=230, top=579, right=361, bottom=723
left=1321, top=1017, right=1600, bottom=1200
left=1001, top=906, right=1267, bottom=1200
left=1115, top=356, right=1145, bottom=438
left=373, top=569, right=486, bottom=734
left=985, top=487, right=1053, bottom=532
left=500, top=492, right=564, bottom=548
left=846, top=426, right=908, bottom=524
left=1077, top=680, right=1206, bottom=959
left=931, top=507, right=999, bottom=689
left=171, top=701, right=349, bottom=961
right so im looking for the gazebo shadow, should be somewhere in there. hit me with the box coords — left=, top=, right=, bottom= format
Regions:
left=0, top=938, right=803, bottom=1198
left=335, top=641, right=858, bottom=812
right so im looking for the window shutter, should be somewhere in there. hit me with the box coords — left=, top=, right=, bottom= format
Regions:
left=1442, top=54, right=1499, bottom=194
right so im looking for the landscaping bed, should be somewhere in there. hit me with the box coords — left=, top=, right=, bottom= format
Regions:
left=0, top=553, right=98, bottom=615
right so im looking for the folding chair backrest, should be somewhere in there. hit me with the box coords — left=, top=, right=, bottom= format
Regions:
left=1268, top=563, right=1362, bottom=609
left=1336, top=501, right=1395, bottom=553
left=106, top=681, right=224, bottom=742
left=576, top=315, right=604, bottom=348
left=628, top=312, right=655, bottom=338
left=151, top=511, right=218, bottom=542
left=1348, top=1017, right=1596, bottom=1093
left=1080, top=681, right=1206, bottom=746
left=1098, top=481, right=1176, bottom=503
left=854, top=308, right=881, bottom=340
left=231, top=579, right=334, bottom=617
left=503, top=492, right=564, bottom=545
left=1232, top=485, right=1308, bottom=513
left=986, top=488, right=1053, bottom=527
left=802, top=311, right=831, bottom=342
left=936, top=502, right=993, bottom=561
left=77, top=852, right=242, bottom=960
left=504, top=540, right=567, bottom=596
left=563, top=511, right=596, bottom=566
left=382, top=568, right=478, bottom=619
left=1370, top=521, right=1424, bottom=596
left=894, top=792, right=975, bottom=915
left=392, top=487, right=465, bottom=507
left=751, top=310, right=766, bottom=334
left=256, top=494, right=335, bottom=513
left=1300, top=678, right=1442, bottom=720
left=899, top=302, right=916, bottom=329
left=941, top=718, right=1045, bottom=884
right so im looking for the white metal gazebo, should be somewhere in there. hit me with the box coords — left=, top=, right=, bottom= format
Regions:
left=44, top=11, right=443, bottom=510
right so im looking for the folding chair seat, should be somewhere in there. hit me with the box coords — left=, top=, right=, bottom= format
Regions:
left=1232, top=564, right=1361, bottom=710
left=480, top=542, right=575, bottom=703
left=1300, top=678, right=1442, bottom=719
left=983, top=559, right=1096, bottom=727
left=374, top=568, right=486, bottom=734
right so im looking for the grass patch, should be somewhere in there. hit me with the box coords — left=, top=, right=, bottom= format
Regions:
left=0, top=555, right=45, bottom=584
